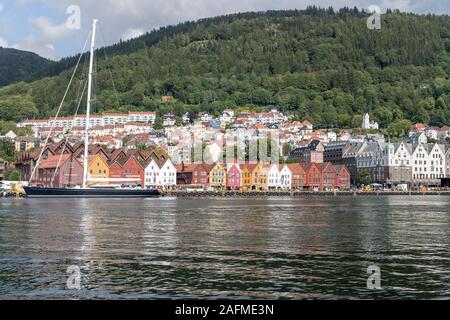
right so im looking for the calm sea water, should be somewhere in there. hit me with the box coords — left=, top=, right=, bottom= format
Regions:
left=0, top=196, right=449, bottom=300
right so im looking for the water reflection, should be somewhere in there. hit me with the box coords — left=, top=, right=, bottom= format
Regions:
left=0, top=196, right=449, bottom=299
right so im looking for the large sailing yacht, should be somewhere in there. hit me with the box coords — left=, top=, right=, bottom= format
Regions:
left=24, top=20, right=160, bottom=198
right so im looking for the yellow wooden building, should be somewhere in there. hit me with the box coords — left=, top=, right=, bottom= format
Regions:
left=209, top=163, right=227, bottom=189
left=88, top=154, right=110, bottom=186
left=252, top=163, right=269, bottom=191
left=241, top=164, right=257, bottom=191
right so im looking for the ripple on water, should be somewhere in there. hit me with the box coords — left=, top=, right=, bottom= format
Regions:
left=0, top=196, right=449, bottom=299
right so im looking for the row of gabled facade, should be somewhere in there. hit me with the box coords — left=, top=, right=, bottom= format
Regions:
left=324, top=139, right=450, bottom=186
left=175, top=162, right=350, bottom=191
left=15, top=141, right=168, bottom=187
left=16, top=141, right=351, bottom=190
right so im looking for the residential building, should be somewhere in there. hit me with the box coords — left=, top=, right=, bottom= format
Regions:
left=334, top=165, right=351, bottom=189
left=176, top=163, right=197, bottom=186
left=159, top=159, right=177, bottom=188
left=317, top=163, right=337, bottom=191
left=144, top=159, right=159, bottom=187
left=15, top=137, right=43, bottom=152
left=267, top=164, right=280, bottom=190
left=303, top=163, right=322, bottom=191
left=121, top=156, right=145, bottom=186
left=287, top=163, right=306, bottom=190
left=127, top=112, right=156, bottom=124
left=88, top=154, right=110, bottom=186
left=408, top=131, right=428, bottom=144
left=209, top=163, right=227, bottom=189
left=163, top=113, right=177, bottom=127
left=252, top=163, right=268, bottom=191
left=226, top=163, right=242, bottom=190
left=278, top=165, right=292, bottom=190
left=241, top=164, right=257, bottom=191
left=425, top=127, right=439, bottom=141
left=200, top=113, right=213, bottom=123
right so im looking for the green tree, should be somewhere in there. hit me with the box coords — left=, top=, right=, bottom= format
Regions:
left=6, top=170, right=21, bottom=181
left=358, top=171, right=372, bottom=186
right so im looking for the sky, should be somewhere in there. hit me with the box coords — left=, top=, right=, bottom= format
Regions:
left=0, top=0, right=449, bottom=60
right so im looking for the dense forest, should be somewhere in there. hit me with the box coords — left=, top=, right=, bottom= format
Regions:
left=0, top=7, right=449, bottom=130
left=0, top=48, right=56, bottom=87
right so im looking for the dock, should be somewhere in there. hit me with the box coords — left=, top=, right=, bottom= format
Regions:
left=162, top=190, right=450, bottom=197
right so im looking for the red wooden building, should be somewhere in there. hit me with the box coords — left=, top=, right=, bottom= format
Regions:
left=317, top=163, right=337, bottom=191
left=34, top=154, right=83, bottom=188
left=109, top=160, right=125, bottom=182
left=121, top=156, right=145, bottom=186
left=334, top=165, right=351, bottom=189
left=191, top=163, right=214, bottom=187
left=303, top=163, right=322, bottom=191
left=287, top=163, right=307, bottom=190
left=226, top=164, right=242, bottom=190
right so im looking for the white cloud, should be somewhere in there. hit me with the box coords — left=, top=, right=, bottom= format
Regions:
left=12, top=36, right=56, bottom=60
left=0, top=37, right=8, bottom=47
left=381, top=0, right=415, bottom=11
left=31, top=16, right=73, bottom=41
left=9, top=16, right=75, bottom=59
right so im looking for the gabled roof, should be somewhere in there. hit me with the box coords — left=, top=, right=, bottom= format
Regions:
left=286, top=163, right=305, bottom=173
left=333, top=165, right=348, bottom=174
left=241, top=163, right=258, bottom=172
left=175, top=163, right=198, bottom=173
left=38, top=154, right=74, bottom=169
left=316, top=162, right=335, bottom=173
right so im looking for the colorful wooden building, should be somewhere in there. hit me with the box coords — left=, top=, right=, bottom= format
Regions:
left=226, top=163, right=242, bottom=190
left=303, top=162, right=322, bottom=191
left=241, top=164, right=257, bottom=191
left=209, top=163, right=227, bottom=189
left=317, top=162, right=337, bottom=191
left=88, top=154, right=110, bottom=186
left=287, top=163, right=306, bottom=190
left=34, top=154, right=83, bottom=188
left=334, top=165, right=351, bottom=189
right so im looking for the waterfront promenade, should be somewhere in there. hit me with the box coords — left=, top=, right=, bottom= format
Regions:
left=163, top=190, right=450, bottom=197
left=3, top=189, right=450, bottom=198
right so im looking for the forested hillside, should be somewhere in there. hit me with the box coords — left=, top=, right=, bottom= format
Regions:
left=0, top=7, right=449, bottom=129
left=0, top=48, right=56, bottom=87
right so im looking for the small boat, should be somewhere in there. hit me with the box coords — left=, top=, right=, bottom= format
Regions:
left=24, top=19, right=160, bottom=199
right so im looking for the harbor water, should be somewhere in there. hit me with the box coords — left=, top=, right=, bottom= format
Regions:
left=0, top=196, right=449, bottom=299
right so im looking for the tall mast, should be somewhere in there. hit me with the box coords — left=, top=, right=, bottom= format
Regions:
left=83, top=19, right=98, bottom=189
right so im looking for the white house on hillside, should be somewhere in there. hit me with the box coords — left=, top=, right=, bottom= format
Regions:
left=362, top=113, right=379, bottom=130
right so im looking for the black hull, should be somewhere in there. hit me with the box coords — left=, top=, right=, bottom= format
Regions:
left=24, top=187, right=160, bottom=198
